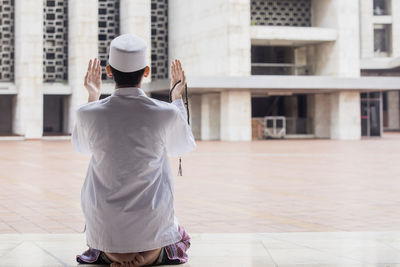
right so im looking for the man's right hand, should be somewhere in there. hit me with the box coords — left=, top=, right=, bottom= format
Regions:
left=170, top=59, right=186, bottom=101
left=84, top=58, right=102, bottom=102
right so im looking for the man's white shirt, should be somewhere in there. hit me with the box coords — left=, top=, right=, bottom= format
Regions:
left=72, top=87, right=196, bottom=253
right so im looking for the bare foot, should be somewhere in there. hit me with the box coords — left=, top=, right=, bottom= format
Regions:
left=138, top=248, right=162, bottom=266
left=105, top=252, right=145, bottom=266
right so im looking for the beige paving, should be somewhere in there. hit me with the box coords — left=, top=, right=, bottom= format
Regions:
left=1, top=232, right=400, bottom=266
left=0, top=133, right=399, bottom=234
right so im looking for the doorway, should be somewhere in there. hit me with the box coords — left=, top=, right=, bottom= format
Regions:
left=361, top=92, right=382, bottom=137
left=0, top=95, right=13, bottom=135
left=43, top=95, right=69, bottom=135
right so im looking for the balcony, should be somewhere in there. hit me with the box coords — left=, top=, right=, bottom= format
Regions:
left=251, top=45, right=313, bottom=76
left=251, top=63, right=311, bottom=76
left=250, top=26, right=337, bottom=47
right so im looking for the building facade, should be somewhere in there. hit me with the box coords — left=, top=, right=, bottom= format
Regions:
left=0, top=0, right=399, bottom=140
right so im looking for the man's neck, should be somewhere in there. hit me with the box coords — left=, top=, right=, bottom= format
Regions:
left=115, top=83, right=141, bottom=89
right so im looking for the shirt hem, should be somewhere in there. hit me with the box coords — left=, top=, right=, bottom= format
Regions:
left=86, top=233, right=182, bottom=253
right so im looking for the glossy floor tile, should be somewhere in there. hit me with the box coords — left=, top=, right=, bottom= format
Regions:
left=0, top=134, right=400, bottom=234
left=1, top=232, right=400, bottom=266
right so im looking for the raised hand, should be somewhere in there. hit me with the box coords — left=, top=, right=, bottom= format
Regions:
left=84, top=58, right=102, bottom=102
left=170, top=59, right=186, bottom=101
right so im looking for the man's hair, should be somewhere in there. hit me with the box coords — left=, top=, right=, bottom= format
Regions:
left=109, top=66, right=146, bottom=87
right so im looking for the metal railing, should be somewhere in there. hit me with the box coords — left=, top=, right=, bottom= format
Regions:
left=251, top=63, right=312, bottom=76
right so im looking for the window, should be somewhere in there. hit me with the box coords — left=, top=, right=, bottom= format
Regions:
left=374, top=24, right=391, bottom=57
left=373, top=0, right=391, bottom=15
left=43, top=0, right=68, bottom=82
left=151, top=0, right=168, bottom=80
left=0, top=0, right=14, bottom=82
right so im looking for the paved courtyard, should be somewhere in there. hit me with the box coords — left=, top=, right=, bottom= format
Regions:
left=0, top=133, right=399, bottom=234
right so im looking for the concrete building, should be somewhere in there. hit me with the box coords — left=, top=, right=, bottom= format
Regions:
left=0, top=0, right=399, bottom=140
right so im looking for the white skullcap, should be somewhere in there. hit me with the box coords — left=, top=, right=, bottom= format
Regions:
left=108, top=34, right=147, bottom=72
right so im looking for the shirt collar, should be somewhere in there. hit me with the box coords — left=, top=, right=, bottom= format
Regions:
left=112, top=87, right=147, bottom=97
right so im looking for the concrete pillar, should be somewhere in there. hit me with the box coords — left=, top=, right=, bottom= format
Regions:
left=387, top=91, right=400, bottom=129
left=120, top=0, right=151, bottom=82
left=201, top=93, right=220, bottom=140
left=314, top=94, right=331, bottom=138
left=189, top=94, right=201, bottom=140
left=220, top=91, right=251, bottom=141
left=312, top=0, right=361, bottom=140
left=68, top=0, right=98, bottom=133
left=13, top=0, right=43, bottom=138
left=330, top=92, right=361, bottom=140
left=359, top=0, right=374, bottom=58
left=392, top=1, right=400, bottom=57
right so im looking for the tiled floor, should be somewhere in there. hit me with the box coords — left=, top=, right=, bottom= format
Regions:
left=1, top=232, right=400, bottom=266
left=0, top=133, right=399, bottom=234
left=0, top=134, right=400, bottom=265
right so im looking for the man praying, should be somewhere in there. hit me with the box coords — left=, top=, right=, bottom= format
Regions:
left=72, top=34, right=196, bottom=266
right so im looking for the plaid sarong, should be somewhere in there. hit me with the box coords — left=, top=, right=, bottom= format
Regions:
left=76, top=225, right=190, bottom=265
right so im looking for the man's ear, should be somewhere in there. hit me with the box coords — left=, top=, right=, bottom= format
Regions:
left=143, top=66, right=150, bottom=78
left=106, top=65, right=112, bottom=78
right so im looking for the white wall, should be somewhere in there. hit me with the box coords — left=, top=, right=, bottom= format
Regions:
left=359, top=0, right=374, bottom=58
left=312, top=0, right=360, bottom=77
left=168, top=0, right=251, bottom=77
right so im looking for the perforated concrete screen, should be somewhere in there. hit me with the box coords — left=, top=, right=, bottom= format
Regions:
left=98, top=0, right=120, bottom=80
left=0, top=0, right=14, bottom=82
left=251, top=0, right=311, bottom=27
left=151, top=0, right=168, bottom=80
left=43, top=0, right=68, bottom=82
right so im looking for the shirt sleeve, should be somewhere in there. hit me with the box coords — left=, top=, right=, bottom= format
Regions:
left=71, top=110, right=92, bottom=155
left=166, top=98, right=196, bottom=157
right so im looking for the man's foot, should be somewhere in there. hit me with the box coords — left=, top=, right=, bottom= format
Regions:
left=139, top=248, right=162, bottom=266
left=106, top=248, right=162, bottom=266
left=105, top=252, right=145, bottom=267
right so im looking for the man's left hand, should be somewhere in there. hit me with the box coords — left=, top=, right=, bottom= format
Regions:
left=170, top=59, right=186, bottom=101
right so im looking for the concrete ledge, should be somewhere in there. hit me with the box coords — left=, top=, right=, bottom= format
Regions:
left=42, top=135, right=71, bottom=141
left=146, top=76, right=400, bottom=93
left=0, top=83, right=17, bottom=95
left=250, top=26, right=337, bottom=46
left=361, top=57, right=400, bottom=70
left=0, top=136, right=25, bottom=141
left=43, top=83, right=71, bottom=95
left=1, top=232, right=400, bottom=266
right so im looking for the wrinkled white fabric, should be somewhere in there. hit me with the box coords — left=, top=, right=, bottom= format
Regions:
left=72, top=87, right=196, bottom=253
